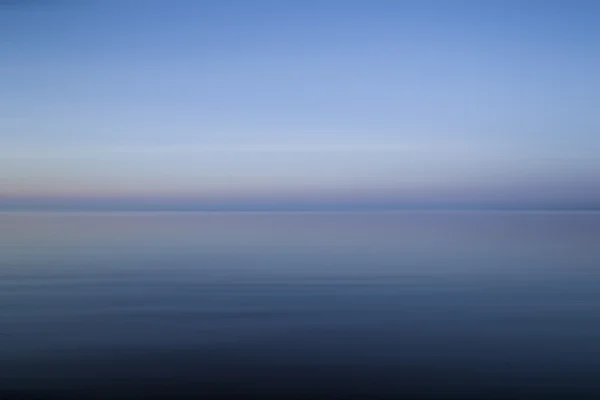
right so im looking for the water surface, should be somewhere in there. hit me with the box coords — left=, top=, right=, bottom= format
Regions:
left=1, top=211, right=600, bottom=399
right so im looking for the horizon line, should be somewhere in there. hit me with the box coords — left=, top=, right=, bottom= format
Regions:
left=1, top=205, right=598, bottom=213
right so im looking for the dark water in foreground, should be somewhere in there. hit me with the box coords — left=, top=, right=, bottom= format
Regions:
left=1, top=211, right=600, bottom=399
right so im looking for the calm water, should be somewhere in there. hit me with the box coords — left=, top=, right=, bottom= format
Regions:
left=1, top=211, right=600, bottom=399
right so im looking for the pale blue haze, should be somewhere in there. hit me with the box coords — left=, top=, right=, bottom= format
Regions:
left=1, top=0, right=599, bottom=209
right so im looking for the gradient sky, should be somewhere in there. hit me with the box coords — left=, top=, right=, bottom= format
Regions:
left=1, top=0, right=599, bottom=209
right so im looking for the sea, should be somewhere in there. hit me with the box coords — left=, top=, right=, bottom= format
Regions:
left=1, top=211, right=600, bottom=399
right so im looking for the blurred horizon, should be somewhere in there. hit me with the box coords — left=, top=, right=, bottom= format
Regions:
left=0, top=196, right=598, bottom=212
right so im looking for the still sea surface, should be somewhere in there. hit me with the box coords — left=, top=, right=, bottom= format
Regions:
left=1, top=211, right=600, bottom=399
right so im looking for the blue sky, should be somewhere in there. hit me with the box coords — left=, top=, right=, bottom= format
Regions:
left=1, top=0, right=599, bottom=209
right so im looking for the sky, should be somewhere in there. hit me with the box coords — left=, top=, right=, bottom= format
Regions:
left=1, top=0, right=599, bottom=210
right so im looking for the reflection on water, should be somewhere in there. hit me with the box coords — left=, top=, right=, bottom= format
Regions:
left=1, top=211, right=600, bottom=399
